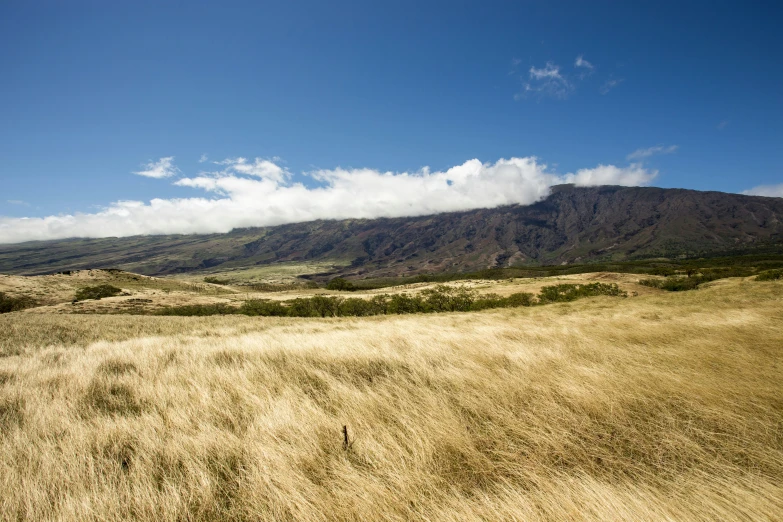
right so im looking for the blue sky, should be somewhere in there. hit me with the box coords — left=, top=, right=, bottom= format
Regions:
left=0, top=1, right=781, bottom=241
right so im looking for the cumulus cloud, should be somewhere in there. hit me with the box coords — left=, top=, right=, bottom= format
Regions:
left=626, top=145, right=678, bottom=161
left=0, top=157, right=658, bottom=244
left=133, top=157, right=179, bottom=178
left=212, top=157, right=290, bottom=183
left=742, top=183, right=783, bottom=198
left=199, top=154, right=209, bottom=163
left=575, top=55, right=594, bottom=69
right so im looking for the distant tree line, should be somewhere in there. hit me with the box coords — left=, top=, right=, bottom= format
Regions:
left=340, top=253, right=783, bottom=291
left=638, top=266, right=761, bottom=291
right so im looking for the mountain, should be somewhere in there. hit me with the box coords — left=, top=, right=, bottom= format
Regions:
left=1, top=185, right=782, bottom=278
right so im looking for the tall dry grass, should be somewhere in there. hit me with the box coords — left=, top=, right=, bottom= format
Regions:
left=0, top=277, right=781, bottom=521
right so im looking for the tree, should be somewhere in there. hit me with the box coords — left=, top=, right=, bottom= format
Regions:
left=326, top=278, right=357, bottom=291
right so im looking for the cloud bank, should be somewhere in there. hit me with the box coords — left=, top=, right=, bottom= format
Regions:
left=0, top=157, right=658, bottom=244
left=742, top=183, right=783, bottom=198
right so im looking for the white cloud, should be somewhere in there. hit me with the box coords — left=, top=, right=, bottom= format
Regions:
left=6, top=200, right=30, bottom=206
left=0, top=157, right=658, bottom=244
left=133, top=156, right=179, bottom=178
left=529, top=62, right=562, bottom=80
left=626, top=145, right=678, bottom=161
left=521, top=62, right=573, bottom=99
left=599, top=78, right=622, bottom=95
left=717, top=120, right=729, bottom=130
left=742, top=184, right=783, bottom=198
left=575, top=55, right=594, bottom=69
left=199, top=154, right=208, bottom=163
left=564, top=163, right=657, bottom=187
left=211, top=157, right=290, bottom=183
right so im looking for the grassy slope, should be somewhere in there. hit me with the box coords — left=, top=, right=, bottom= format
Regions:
left=5, top=271, right=655, bottom=315
left=0, top=277, right=781, bottom=521
left=0, top=269, right=234, bottom=311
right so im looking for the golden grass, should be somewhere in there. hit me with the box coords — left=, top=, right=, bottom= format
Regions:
left=0, top=269, right=232, bottom=310
left=0, top=277, right=781, bottom=521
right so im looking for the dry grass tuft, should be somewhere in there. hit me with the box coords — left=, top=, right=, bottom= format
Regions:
left=97, top=358, right=139, bottom=376
left=82, top=376, right=146, bottom=417
left=0, top=394, right=25, bottom=434
left=0, top=276, right=780, bottom=521
left=0, top=369, right=14, bottom=386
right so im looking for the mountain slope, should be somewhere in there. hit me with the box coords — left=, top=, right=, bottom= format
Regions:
left=1, top=185, right=782, bottom=278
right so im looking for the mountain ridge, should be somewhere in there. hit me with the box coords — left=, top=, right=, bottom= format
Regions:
left=1, top=185, right=782, bottom=278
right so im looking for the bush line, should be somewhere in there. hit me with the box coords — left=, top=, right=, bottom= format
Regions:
left=155, top=282, right=626, bottom=317
left=755, top=268, right=783, bottom=282
left=638, top=267, right=759, bottom=292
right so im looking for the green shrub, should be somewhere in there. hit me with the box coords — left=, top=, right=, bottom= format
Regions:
left=156, top=304, right=239, bottom=316
left=503, top=292, right=536, bottom=307
left=639, top=277, right=700, bottom=291
left=285, top=296, right=341, bottom=317
left=74, top=285, right=123, bottom=302
left=326, top=278, right=357, bottom=291
left=368, top=295, right=390, bottom=315
left=240, top=300, right=288, bottom=316
left=309, top=296, right=342, bottom=317
left=386, top=293, right=428, bottom=314
left=756, top=269, right=783, bottom=281
left=649, top=266, right=676, bottom=276
left=0, top=292, right=36, bottom=314
left=338, top=298, right=377, bottom=317
left=538, top=283, right=626, bottom=303
left=641, top=267, right=757, bottom=292
left=469, top=293, right=504, bottom=311
left=204, top=276, right=231, bottom=285
left=420, top=285, right=477, bottom=312
left=240, top=281, right=319, bottom=292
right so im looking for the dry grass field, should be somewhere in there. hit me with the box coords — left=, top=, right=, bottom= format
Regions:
left=0, top=275, right=781, bottom=521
